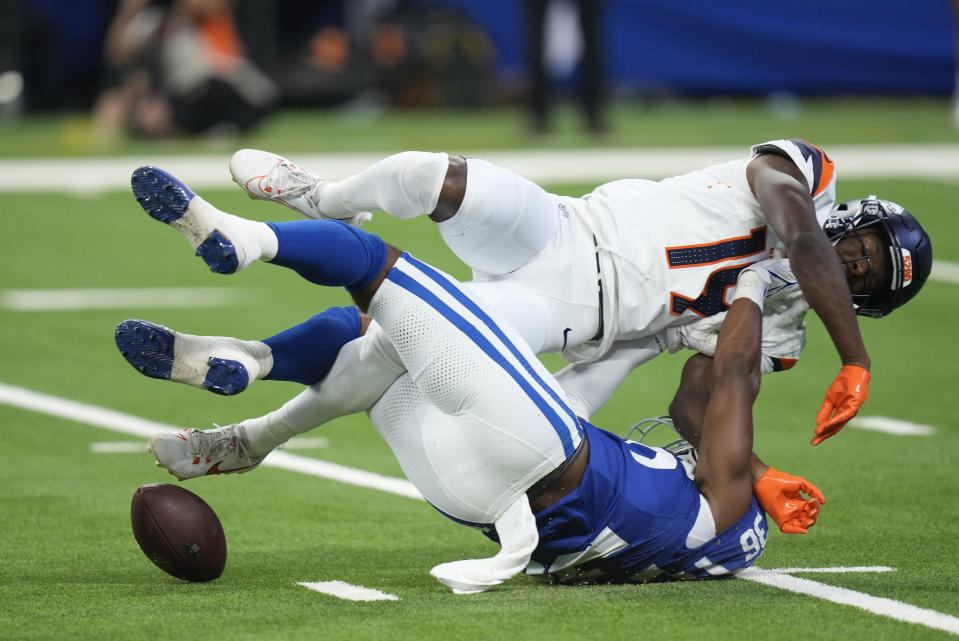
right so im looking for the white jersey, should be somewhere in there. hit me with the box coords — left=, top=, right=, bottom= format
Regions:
left=565, top=138, right=836, bottom=362
left=664, top=258, right=809, bottom=374
left=557, top=258, right=809, bottom=418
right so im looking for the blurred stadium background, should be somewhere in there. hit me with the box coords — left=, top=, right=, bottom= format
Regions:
left=0, top=0, right=957, bottom=147
left=1, top=2, right=958, bottom=641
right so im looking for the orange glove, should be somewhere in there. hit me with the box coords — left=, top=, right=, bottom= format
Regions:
left=753, top=467, right=826, bottom=534
left=812, top=364, right=870, bottom=445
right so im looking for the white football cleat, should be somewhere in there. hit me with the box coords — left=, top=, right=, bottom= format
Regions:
left=229, top=149, right=372, bottom=226
left=115, top=319, right=273, bottom=396
left=150, top=425, right=263, bottom=481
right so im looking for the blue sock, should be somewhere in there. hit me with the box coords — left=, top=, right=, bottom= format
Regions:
left=267, top=220, right=387, bottom=292
left=262, top=306, right=362, bottom=386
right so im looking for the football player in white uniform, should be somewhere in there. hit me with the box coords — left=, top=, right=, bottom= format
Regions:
left=120, top=165, right=823, bottom=591
left=213, top=140, right=931, bottom=445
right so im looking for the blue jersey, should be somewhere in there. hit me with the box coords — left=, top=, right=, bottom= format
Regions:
left=524, top=422, right=768, bottom=583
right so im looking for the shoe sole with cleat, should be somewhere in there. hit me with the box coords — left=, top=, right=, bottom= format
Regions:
left=131, top=166, right=241, bottom=274
left=115, top=319, right=250, bottom=396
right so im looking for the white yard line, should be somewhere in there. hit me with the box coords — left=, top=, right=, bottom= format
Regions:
left=265, top=450, right=422, bottom=500
left=0, top=381, right=422, bottom=500
left=740, top=568, right=959, bottom=636
left=2, top=381, right=956, bottom=629
left=766, top=566, right=896, bottom=574
left=931, top=260, right=959, bottom=285
left=90, top=436, right=327, bottom=454
left=0, top=287, right=257, bottom=311
left=91, top=441, right=149, bottom=453
left=849, top=416, right=935, bottom=436
left=0, top=145, right=957, bottom=195
left=296, top=580, right=399, bottom=601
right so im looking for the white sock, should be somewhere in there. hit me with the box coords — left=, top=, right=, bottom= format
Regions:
left=249, top=220, right=278, bottom=262
left=240, top=335, right=405, bottom=457
left=315, top=151, right=448, bottom=219
left=239, top=413, right=295, bottom=458
left=190, top=196, right=279, bottom=266
left=170, top=333, right=273, bottom=389
left=221, top=215, right=277, bottom=264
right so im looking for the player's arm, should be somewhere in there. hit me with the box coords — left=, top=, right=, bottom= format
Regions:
left=694, top=294, right=828, bottom=535
left=671, top=266, right=826, bottom=533
left=747, top=153, right=871, bottom=443
left=671, top=354, right=771, bottom=481
left=747, top=154, right=868, bottom=370
left=670, top=352, right=824, bottom=533
left=693, top=295, right=763, bottom=533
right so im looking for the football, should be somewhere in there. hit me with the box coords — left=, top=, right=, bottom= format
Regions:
left=131, top=483, right=227, bottom=582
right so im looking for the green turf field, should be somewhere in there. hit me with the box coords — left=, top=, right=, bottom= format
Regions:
left=1, top=99, right=958, bottom=640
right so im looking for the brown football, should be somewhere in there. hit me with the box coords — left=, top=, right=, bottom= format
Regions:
left=131, top=483, right=227, bottom=582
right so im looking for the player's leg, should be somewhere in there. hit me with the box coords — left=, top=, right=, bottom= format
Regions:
left=463, top=279, right=601, bottom=356
left=230, top=149, right=450, bottom=223
left=265, top=219, right=394, bottom=309
left=149, top=321, right=407, bottom=480
left=115, top=306, right=363, bottom=395
left=365, top=257, right=585, bottom=593
left=229, top=149, right=566, bottom=276
left=459, top=198, right=602, bottom=354
left=131, top=163, right=395, bottom=299
left=436, top=158, right=563, bottom=275
left=370, top=373, right=543, bottom=594
left=367, top=253, right=583, bottom=513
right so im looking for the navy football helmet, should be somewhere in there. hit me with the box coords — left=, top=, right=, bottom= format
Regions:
left=823, top=197, right=932, bottom=318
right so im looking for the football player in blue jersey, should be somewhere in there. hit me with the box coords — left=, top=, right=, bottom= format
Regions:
left=122, top=165, right=823, bottom=592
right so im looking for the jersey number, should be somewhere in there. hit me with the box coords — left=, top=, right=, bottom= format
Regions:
left=739, top=513, right=768, bottom=562
left=625, top=441, right=678, bottom=470
left=667, top=227, right=767, bottom=317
